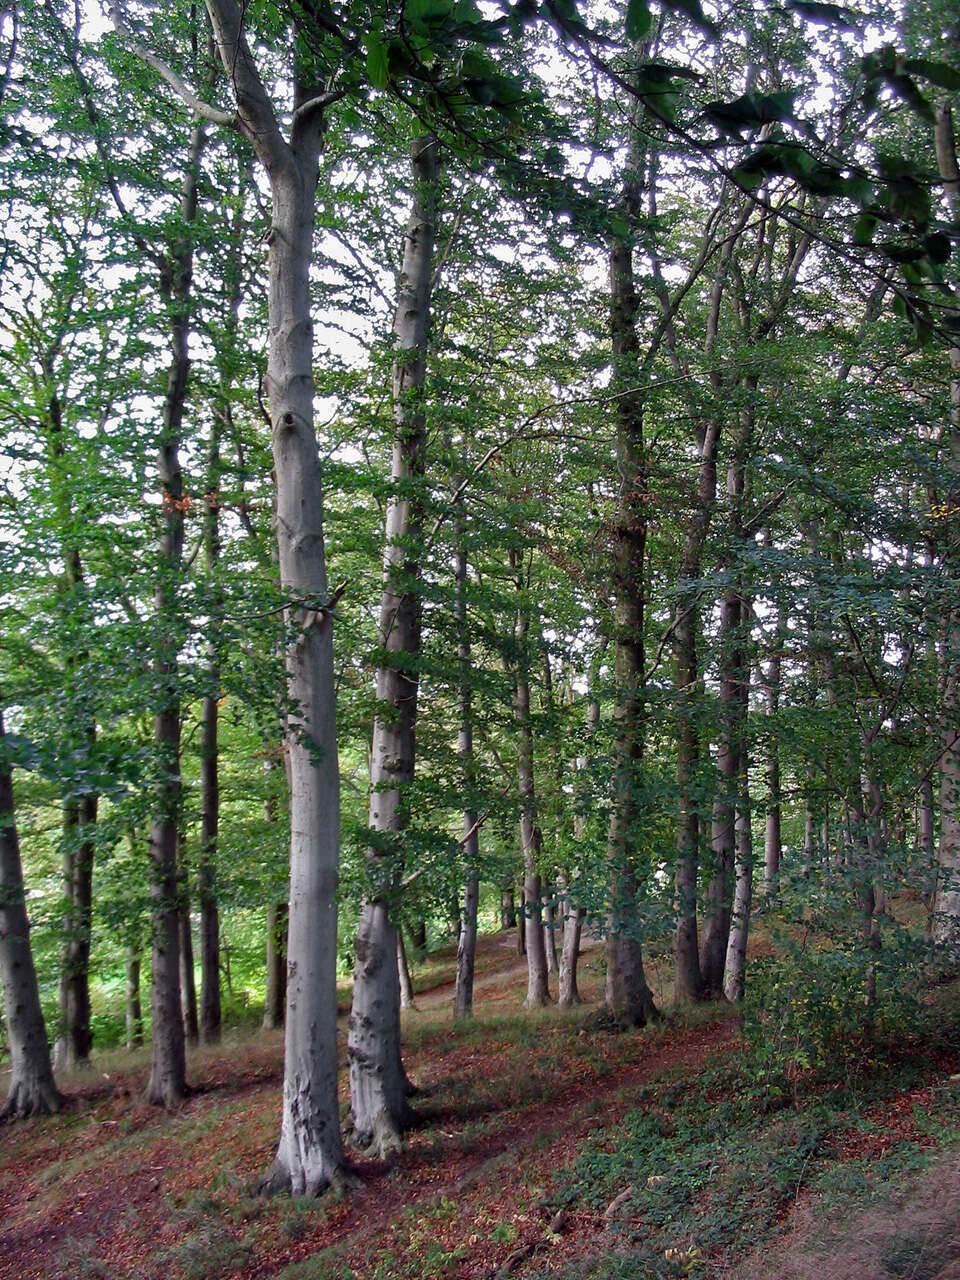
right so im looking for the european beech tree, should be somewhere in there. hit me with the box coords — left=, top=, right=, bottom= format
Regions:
left=348, top=134, right=439, bottom=1156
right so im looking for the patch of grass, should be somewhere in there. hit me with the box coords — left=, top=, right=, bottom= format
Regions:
left=528, top=1030, right=960, bottom=1280
left=155, top=1223, right=253, bottom=1280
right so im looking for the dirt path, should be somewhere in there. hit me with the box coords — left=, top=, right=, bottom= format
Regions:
left=0, top=933, right=718, bottom=1280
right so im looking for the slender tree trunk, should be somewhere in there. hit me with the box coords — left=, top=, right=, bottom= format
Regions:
left=178, top=885, right=199, bottom=1045
left=763, top=622, right=783, bottom=902
left=724, top=642, right=753, bottom=1004
left=604, top=227, right=657, bottom=1026
left=510, top=549, right=550, bottom=1008
left=500, top=885, right=515, bottom=931
left=0, top=707, right=62, bottom=1119
left=558, top=878, right=584, bottom=1008
left=125, top=947, right=143, bottom=1051
left=145, top=124, right=205, bottom=1108
left=201, top=1, right=350, bottom=1186
left=198, top=418, right=223, bottom=1045
left=543, top=888, right=559, bottom=976
left=921, top=776, right=936, bottom=935
left=348, top=137, right=438, bottom=1156
left=43, top=353, right=97, bottom=1072
left=454, top=539, right=480, bottom=1019
left=932, top=107, right=960, bottom=959
left=397, top=930, right=416, bottom=1011
left=263, top=899, right=288, bottom=1031
left=55, top=793, right=96, bottom=1069
left=411, top=920, right=427, bottom=950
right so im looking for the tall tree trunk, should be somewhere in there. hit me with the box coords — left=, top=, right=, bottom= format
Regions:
left=202, top=1, right=350, bottom=1188
left=510, top=548, right=550, bottom=1008
left=0, top=707, right=62, bottom=1119
left=932, top=107, right=960, bottom=959
left=604, top=222, right=657, bottom=1026
left=454, top=538, right=480, bottom=1019
left=700, top=588, right=742, bottom=995
left=198, top=416, right=223, bottom=1045
left=559, top=690, right=598, bottom=1009
left=55, top=793, right=96, bottom=1070
left=763, top=615, right=784, bottom=902
left=348, top=136, right=438, bottom=1157
left=145, top=123, right=205, bottom=1108
left=724, top=652, right=753, bottom=1003
left=42, top=344, right=98, bottom=1072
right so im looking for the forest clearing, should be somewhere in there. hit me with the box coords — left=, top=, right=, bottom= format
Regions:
left=3, top=926, right=960, bottom=1280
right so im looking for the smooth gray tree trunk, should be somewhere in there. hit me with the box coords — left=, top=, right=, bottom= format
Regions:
left=397, top=930, right=416, bottom=1011
left=348, top=136, right=438, bottom=1156
left=201, top=0, right=348, bottom=1192
left=0, top=707, right=62, bottom=1119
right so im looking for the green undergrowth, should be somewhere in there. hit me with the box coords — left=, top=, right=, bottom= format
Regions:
left=530, top=1032, right=960, bottom=1280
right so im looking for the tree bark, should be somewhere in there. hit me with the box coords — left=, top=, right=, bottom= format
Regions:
left=510, top=549, right=550, bottom=1008
left=454, top=539, right=480, bottom=1019
left=932, top=106, right=960, bottom=958
left=397, top=929, right=416, bottom=1011
left=500, top=885, right=516, bottom=931
left=145, top=122, right=205, bottom=1108
left=262, top=899, right=288, bottom=1031
left=724, top=666, right=753, bottom=1003
left=41, top=339, right=97, bottom=1072
left=0, top=707, right=62, bottom=1119
left=125, top=946, right=143, bottom=1051
left=202, top=0, right=348, bottom=1191
left=348, top=136, right=438, bottom=1157
left=55, top=793, right=96, bottom=1070
left=604, top=226, right=657, bottom=1027
left=558, top=865, right=584, bottom=1008
left=178, top=883, right=199, bottom=1045
left=763, top=616, right=784, bottom=902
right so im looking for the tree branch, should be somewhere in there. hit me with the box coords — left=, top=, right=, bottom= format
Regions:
left=108, top=1, right=237, bottom=128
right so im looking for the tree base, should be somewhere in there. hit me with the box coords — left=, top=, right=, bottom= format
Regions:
left=0, top=1077, right=63, bottom=1121
left=255, top=1160, right=358, bottom=1199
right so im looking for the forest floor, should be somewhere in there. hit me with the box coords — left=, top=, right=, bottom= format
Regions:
left=3, top=930, right=960, bottom=1280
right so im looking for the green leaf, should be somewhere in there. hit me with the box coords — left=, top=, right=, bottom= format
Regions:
left=924, top=232, right=952, bottom=265
left=852, top=212, right=877, bottom=246
left=902, top=58, right=960, bottom=92
left=705, top=91, right=797, bottom=137
left=732, top=164, right=765, bottom=191
left=662, top=0, right=718, bottom=36
left=364, top=35, right=390, bottom=89
left=887, top=74, right=934, bottom=123
left=405, top=0, right=454, bottom=25
left=625, top=0, right=653, bottom=40
left=785, top=1, right=862, bottom=33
